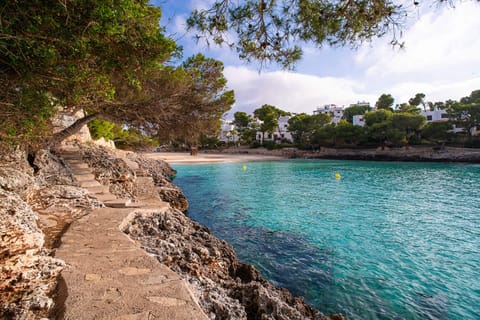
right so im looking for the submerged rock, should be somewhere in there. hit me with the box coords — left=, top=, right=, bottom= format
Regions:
left=123, top=208, right=342, bottom=320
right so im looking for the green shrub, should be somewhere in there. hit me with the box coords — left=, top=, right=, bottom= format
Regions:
left=88, top=119, right=115, bottom=140
left=464, top=138, right=480, bottom=148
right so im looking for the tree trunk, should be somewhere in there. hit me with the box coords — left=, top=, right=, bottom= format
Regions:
left=46, top=112, right=100, bottom=149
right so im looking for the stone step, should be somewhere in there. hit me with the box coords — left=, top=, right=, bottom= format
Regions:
left=93, top=193, right=118, bottom=203
left=66, top=162, right=89, bottom=169
left=104, top=199, right=132, bottom=208
left=87, top=185, right=110, bottom=195
left=60, top=155, right=83, bottom=161
left=79, top=180, right=103, bottom=188
left=75, top=174, right=97, bottom=182
left=70, top=168, right=94, bottom=175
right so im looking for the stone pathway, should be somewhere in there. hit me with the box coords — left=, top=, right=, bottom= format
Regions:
left=54, top=149, right=207, bottom=320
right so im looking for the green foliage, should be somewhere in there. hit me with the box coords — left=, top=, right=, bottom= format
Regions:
left=364, top=109, right=393, bottom=126
left=447, top=102, right=480, bottom=137
left=187, top=0, right=407, bottom=68
left=396, top=104, right=421, bottom=113
left=240, top=128, right=258, bottom=144
left=1, top=0, right=177, bottom=147
left=334, top=120, right=367, bottom=146
left=408, top=93, right=426, bottom=108
left=342, top=105, right=371, bottom=123
left=391, top=112, right=425, bottom=144
left=111, top=125, right=157, bottom=150
left=460, top=89, right=480, bottom=104
left=464, top=138, right=480, bottom=148
left=421, top=122, right=453, bottom=143
left=375, top=93, right=395, bottom=110
left=88, top=120, right=115, bottom=140
left=199, top=135, right=221, bottom=149
left=232, top=112, right=253, bottom=131
left=155, top=54, right=235, bottom=147
left=253, top=104, right=289, bottom=140
left=288, top=113, right=330, bottom=146
left=311, top=124, right=337, bottom=147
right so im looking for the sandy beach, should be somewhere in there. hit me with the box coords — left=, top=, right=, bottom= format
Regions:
left=143, top=151, right=286, bottom=164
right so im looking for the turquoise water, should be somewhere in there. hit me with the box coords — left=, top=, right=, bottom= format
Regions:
left=172, top=160, right=480, bottom=319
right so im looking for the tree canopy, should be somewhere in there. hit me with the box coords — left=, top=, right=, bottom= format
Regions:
left=1, top=1, right=235, bottom=151
left=187, top=0, right=412, bottom=68
left=288, top=113, right=330, bottom=146
left=253, top=104, right=289, bottom=139
left=232, top=112, right=253, bottom=131
left=1, top=0, right=177, bottom=146
left=342, top=104, right=371, bottom=123
left=375, top=93, right=394, bottom=110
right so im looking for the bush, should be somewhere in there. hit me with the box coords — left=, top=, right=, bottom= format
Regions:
left=250, top=141, right=262, bottom=148
left=464, top=138, right=480, bottom=148
left=88, top=119, right=115, bottom=140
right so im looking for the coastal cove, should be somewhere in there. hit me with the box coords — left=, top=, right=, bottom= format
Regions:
left=172, top=159, right=480, bottom=320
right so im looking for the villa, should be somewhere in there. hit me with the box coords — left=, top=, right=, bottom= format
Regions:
left=256, top=115, right=293, bottom=143
left=313, top=104, right=344, bottom=123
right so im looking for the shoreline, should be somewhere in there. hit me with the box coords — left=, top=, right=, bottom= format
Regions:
left=144, top=151, right=287, bottom=164
left=143, top=146, right=480, bottom=165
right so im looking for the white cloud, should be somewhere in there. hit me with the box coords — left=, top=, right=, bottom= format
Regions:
left=354, top=1, right=480, bottom=103
left=223, top=2, right=480, bottom=115
left=224, top=67, right=376, bottom=116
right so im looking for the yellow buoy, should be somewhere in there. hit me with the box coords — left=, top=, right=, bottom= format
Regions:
left=335, top=173, right=341, bottom=179
left=242, top=165, right=247, bottom=171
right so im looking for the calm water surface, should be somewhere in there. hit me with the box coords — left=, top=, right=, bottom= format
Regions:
left=173, top=160, right=480, bottom=319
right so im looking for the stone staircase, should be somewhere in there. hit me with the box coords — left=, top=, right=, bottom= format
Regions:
left=60, top=150, right=131, bottom=208
left=54, top=148, right=208, bottom=320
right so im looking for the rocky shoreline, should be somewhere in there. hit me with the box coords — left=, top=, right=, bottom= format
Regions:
left=218, top=146, right=480, bottom=163
left=0, top=144, right=343, bottom=319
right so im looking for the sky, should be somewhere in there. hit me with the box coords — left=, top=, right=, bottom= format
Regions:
left=152, top=0, right=480, bottom=117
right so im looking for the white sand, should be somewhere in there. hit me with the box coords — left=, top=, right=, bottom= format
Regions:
left=143, top=152, right=286, bottom=164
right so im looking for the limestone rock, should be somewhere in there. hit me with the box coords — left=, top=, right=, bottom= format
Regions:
left=27, top=185, right=104, bottom=216
left=0, top=146, right=33, bottom=173
left=0, top=167, right=35, bottom=198
left=81, top=145, right=137, bottom=199
left=157, top=186, right=188, bottom=212
left=0, top=189, right=64, bottom=319
left=81, top=146, right=189, bottom=211
left=123, top=209, right=336, bottom=320
left=34, top=149, right=76, bottom=186
left=125, top=153, right=188, bottom=211
left=126, top=153, right=177, bottom=185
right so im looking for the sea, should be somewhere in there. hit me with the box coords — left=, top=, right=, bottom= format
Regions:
left=172, top=159, right=480, bottom=319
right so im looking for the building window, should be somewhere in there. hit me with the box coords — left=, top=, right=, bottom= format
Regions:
left=441, top=113, right=449, bottom=119
left=427, top=115, right=432, bottom=121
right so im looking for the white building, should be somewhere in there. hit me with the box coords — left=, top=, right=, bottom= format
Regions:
left=313, top=104, right=344, bottom=123
left=256, top=115, right=293, bottom=143
left=421, top=109, right=449, bottom=122
left=352, top=115, right=366, bottom=127
left=218, top=120, right=239, bottom=143
left=421, top=109, right=479, bottom=135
